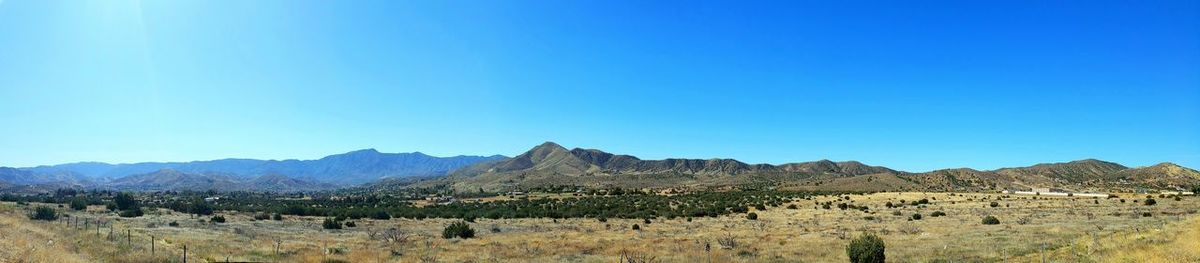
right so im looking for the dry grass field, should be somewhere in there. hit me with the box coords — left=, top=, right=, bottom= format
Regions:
left=2, top=192, right=1197, bottom=262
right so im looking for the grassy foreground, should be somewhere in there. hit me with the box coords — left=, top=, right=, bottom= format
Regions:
left=1, top=192, right=1197, bottom=262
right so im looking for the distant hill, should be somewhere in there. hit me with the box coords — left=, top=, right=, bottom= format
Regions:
left=106, top=169, right=334, bottom=192
left=417, top=142, right=1200, bottom=193
left=4, top=142, right=1197, bottom=193
left=19, top=150, right=506, bottom=185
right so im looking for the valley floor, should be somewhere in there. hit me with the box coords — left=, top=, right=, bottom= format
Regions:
left=1, top=192, right=1198, bottom=262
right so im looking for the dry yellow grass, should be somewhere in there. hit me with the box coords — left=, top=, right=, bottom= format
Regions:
left=1, top=192, right=1197, bottom=262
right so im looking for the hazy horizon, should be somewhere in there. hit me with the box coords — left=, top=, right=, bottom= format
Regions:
left=2, top=0, right=1197, bottom=171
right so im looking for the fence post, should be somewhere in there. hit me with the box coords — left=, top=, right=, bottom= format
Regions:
left=151, top=235, right=155, bottom=256
left=183, top=245, right=187, bottom=263
left=126, top=229, right=131, bottom=247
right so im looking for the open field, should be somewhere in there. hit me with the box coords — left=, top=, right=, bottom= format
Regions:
left=2, top=192, right=1198, bottom=262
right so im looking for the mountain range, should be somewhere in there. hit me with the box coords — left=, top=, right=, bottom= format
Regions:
left=423, top=142, right=1200, bottom=193
left=3, top=142, right=1198, bottom=193
left=1, top=149, right=506, bottom=191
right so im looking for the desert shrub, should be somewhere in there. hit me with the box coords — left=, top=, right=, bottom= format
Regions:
left=884, top=202, right=894, bottom=208
left=981, top=215, right=1000, bottom=225
left=786, top=204, right=798, bottom=209
left=211, top=215, right=226, bottom=223
left=1174, top=196, right=1182, bottom=201
left=254, top=213, right=270, bottom=220
left=322, top=218, right=342, bottom=230
left=168, top=221, right=179, bottom=227
left=989, top=202, right=999, bottom=208
left=272, top=213, right=283, bottom=220
left=846, top=233, right=885, bottom=263
left=838, top=203, right=849, bottom=210
left=822, top=204, right=832, bottom=209
left=114, top=192, right=138, bottom=211
left=344, top=221, right=357, bottom=227
left=930, top=211, right=946, bottom=217
left=746, top=212, right=758, bottom=220
left=632, top=224, right=641, bottom=231
left=69, top=199, right=87, bottom=211
left=916, top=199, right=929, bottom=205
left=754, top=204, right=766, bottom=210
left=863, top=216, right=876, bottom=221
left=371, top=210, right=390, bottom=220
left=1142, top=212, right=1152, bottom=217
left=190, top=202, right=213, bottom=216
left=442, top=221, right=475, bottom=239
left=29, top=206, right=58, bottom=221
left=910, top=214, right=922, bottom=220
left=118, top=209, right=143, bottom=218
left=1144, top=199, right=1156, bottom=206
left=891, top=211, right=902, bottom=216
left=597, top=217, right=607, bottom=223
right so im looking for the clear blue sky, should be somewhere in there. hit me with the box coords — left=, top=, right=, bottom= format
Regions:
left=1, top=0, right=1197, bottom=172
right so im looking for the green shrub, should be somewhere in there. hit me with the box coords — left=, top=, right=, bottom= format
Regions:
left=211, top=215, right=226, bottom=223
left=344, top=221, right=357, bottom=227
left=1142, top=212, right=1152, bottom=217
left=272, top=213, right=283, bottom=221
left=632, top=224, right=640, bottom=231
left=168, top=221, right=179, bottom=227
left=746, top=212, right=758, bottom=220
left=846, top=233, right=885, bottom=263
left=29, top=206, right=58, bottom=221
left=1144, top=199, right=1156, bottom=206
left=69, top=199, right=87, bottom=211
left=891, top=211, right=902, bottom=216
left=254, top=213, right=270, bottom=220
left=371, top=211, right=390, bottom=220
left=597, top=217, right=607, bottom=223
left=982, top=215, right=1000, bottom=225
left=118, top=209, right=143, bottom=218
left=989, top=202, right=999, bottom=208
left=786, top=204, right=798, bottom=209
left=442, top=221, right=475, bottom=239
left=910, top=214, right=922, bottom=220
left=322, top=218, right=342, bottom=229
left=930, top=211, right=946, bottom=217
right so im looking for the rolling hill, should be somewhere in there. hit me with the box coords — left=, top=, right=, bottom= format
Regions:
left=18, top=149, right=506, bottom=185
left=419, top=142, right=1200, bottom=193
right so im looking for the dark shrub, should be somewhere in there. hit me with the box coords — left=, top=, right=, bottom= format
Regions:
left=754, top=204, right=766, bottom=210
left=371, top=211, right=390, bottom=220
left=891, top=211, right=902, bottom=216
left=643, top=218, right=652, bottom=225
left=442, top=221, right=475, bottom=239
left=254, top=213, right=270, bottom=220
left=344, top=221, right=356, bottom=227
left=1144, top=199, right=1156, bottom=206
left=910, top=214, right=922, bottom=220
left=114, top=192, right=138, bottom=211
left=272, top=213, right=283, bottom=221
left=746, top=212, right=758, bottom=220
left=168, top=221, right=179, bottom=227
left=631, top=224, right=640, bottom=231
left=989, top=202, right=999, bottom=208
left=118, top=209, right=143, bottom=218
left=1142, top=212, right=1152, bottom=217
left=29, top=206, right=58, bottom=221
left=786, top=204, right=798, bottom=209
left=211, top=215, right=226, bottom=223
left=69, top=199, right=87, bottom=211
left=322, top=218, right=342, bottom=229
left=598, top=217, right=607, bottom=223
left=930, top=211, right=946, bottom=217
left=846, top=233, right=885, bottom=263
left=982, top=216, right=1000, bottom=225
